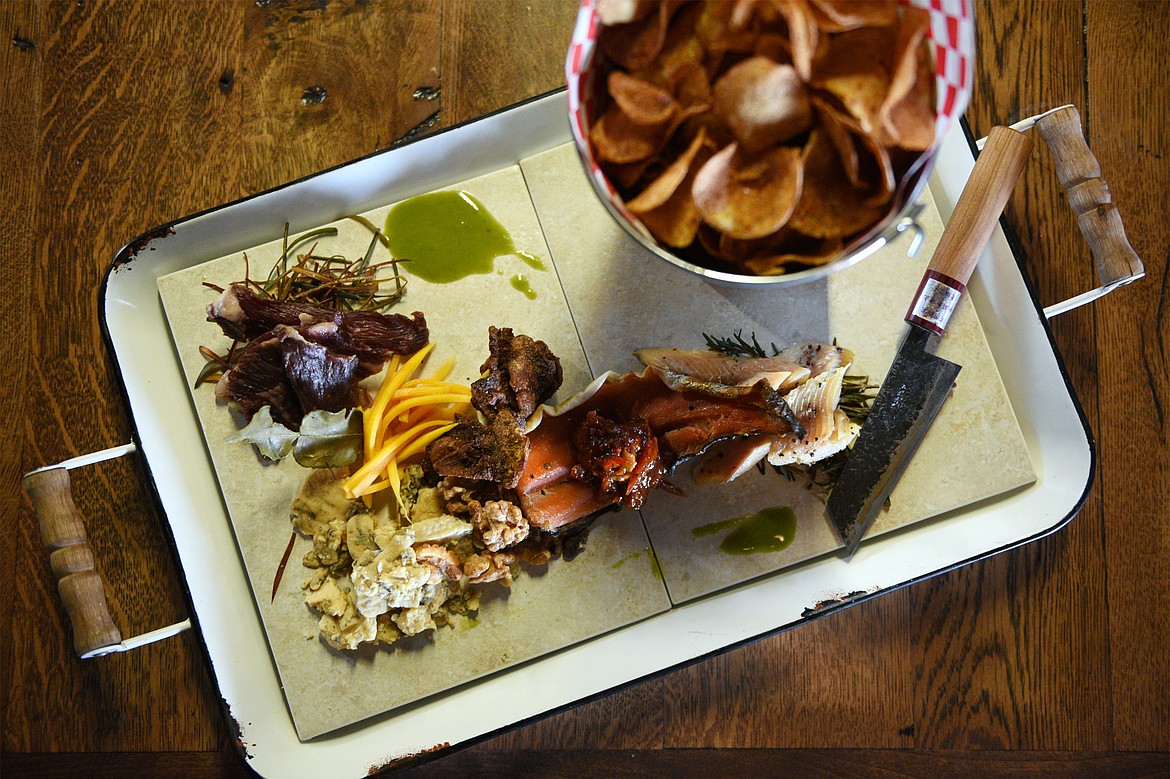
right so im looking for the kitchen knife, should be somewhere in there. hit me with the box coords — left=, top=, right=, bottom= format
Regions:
left=825, top=126, right=1035, bottom=556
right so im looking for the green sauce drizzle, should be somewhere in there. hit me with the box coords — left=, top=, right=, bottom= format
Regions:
left=383, top=190, right=545, bottom=293
left=692, top=506, right=797, bottom=556
left=611, top=550, right=642, bottom=570
left=510, top=274, right=537, bottom=299
left=648, top=548, right=664, bottom=581
left=517, top=251, right=546, bottom=271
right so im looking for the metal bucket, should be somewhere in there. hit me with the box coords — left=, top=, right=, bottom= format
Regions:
left=565, top=0, right=975, bottom=286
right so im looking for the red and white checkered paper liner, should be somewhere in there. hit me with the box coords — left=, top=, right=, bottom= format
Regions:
left=565, top=0, right=974, bottom=256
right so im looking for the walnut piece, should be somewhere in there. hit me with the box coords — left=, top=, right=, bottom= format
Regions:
left=471, top=499, right=530, bottom=552
left=463, top=551, right=516, bottom=584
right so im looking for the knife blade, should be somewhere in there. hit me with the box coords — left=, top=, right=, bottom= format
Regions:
left=826, top=126, right=1035, bottom=556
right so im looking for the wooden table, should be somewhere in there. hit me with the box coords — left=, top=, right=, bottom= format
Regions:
left=3, top=1, right=1166, bottom=776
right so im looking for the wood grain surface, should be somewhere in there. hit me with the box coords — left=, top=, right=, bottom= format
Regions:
left=2, top=1, right=1166, bottom=777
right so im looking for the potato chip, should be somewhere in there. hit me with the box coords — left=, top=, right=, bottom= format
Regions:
left=609, top=71, right=677, bottom=125
left=668, top=60, right=714, bottom=110
left=607, top=157, right=659, bottom=191
left=713, top=57, right=813, bottom=154
left=879, top=7, right=935, bottom=150
left=636, top=196, right=703, bottom=249
left=694, top=0, right=737, bottom=50
left=753, top=32, right=792, bottom=64
left=692, top=143, right=803, bottom=240
left=590, top=103, right=675, bottom=164
left=810, top=27, right=897, bottom=138
left=853, top=125, right=896, bottom=205
left=600, top=0, right=681, bottom=71
left=772, top=0, right=823, bottom=82
left=648, top=1, right=707, bottom=80
left=787, top=130, right=888, bottom=239
left=813, top=98, right=861, bottom=186
left=730, top=0, right=780, bottom=31
left=652, top=35, right=707, bottom=86
left=631, top=132, right=715, bottom=247
left=696, top=222, right=724, bottom=260
left=628, top=128, right=710, bottom=213
left=814, top=97, right=895, bottom=203
left=596, top=0, right=655, bottom=26
left=808, top=0, right=898, bottom=32
left=743, top=236, right=845, bottom=275
left=715, top=226, right=798, bottom=264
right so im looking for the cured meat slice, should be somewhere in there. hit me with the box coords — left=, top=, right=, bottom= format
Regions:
left=777, top=342, right=854, bottom=377
left=281, top=328, right=363, bottom=415
left=766, top=366, right=860, bottom=466
left=519, top=479, right=618, bottom=532
left=217, top=330, right=301, bottom=426
left=514, top=367, right=805, bottom=529
left=636, top=347, right=811, bottom=391
left=207, top=283, right=429, bottom=361
left=694, top=365, right=862, bottom=481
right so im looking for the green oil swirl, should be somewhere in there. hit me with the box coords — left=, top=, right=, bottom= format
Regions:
left=692, top=506, right=797, bottom=555
left=383, top=190, right=544, bottom=297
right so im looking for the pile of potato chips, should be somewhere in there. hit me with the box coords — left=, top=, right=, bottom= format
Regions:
left=589, top=0, right=936, bottom=276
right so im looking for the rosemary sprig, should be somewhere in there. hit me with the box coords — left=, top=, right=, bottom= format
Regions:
left=838, top=373, right=878, bottom=426
left=761, top=450, right=852, bottom=501
left=703, top=330, right=775, bottom=358
left=253, top=222, right=407, bottom=311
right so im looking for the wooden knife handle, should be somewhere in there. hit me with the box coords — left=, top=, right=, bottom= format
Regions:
left=1035, top=105, right=1144, bottom=287
left=23, top=468, right=123, bottom=657
left=906, top=126, right=1034, bottom=335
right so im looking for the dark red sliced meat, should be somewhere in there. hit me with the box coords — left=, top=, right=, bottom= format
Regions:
left=207, top=283, right=429, bottom=365
left=220, top=330, right=302, bottom=427
left=281, top=331, right=362, bottom=416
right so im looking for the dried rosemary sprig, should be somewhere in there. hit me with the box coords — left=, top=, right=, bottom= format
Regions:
left=759, top=450, right=851, bottom=501
left=703, top=330, right=876, bottom=422
left=256, top=219, right=408, bottom=312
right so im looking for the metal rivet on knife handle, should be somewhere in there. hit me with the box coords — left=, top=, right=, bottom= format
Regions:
left=23, top=468, right=124, bottom=658
left=906, top=126, right=1034, bottom=335
left=1035, top=105, right=1144, bottom=288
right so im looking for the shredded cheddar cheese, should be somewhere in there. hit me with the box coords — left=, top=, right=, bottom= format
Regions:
left=344, top=344, right=471, bottom=504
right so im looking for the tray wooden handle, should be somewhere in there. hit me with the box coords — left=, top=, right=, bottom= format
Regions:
left=23, top=468, right=123, bottom=657
left=1035, top=105, right=1144, bottom=287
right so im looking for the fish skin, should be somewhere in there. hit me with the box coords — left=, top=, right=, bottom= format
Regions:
left=777, top=342, right=854, bottom=377
left=635, top=347, right=811, bottom=391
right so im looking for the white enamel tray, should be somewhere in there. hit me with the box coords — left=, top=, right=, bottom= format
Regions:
left=94, top=90, right=1095, bottom=776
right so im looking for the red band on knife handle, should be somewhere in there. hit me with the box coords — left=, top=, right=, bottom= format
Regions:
left=906, top=269, right=965, bottom=336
